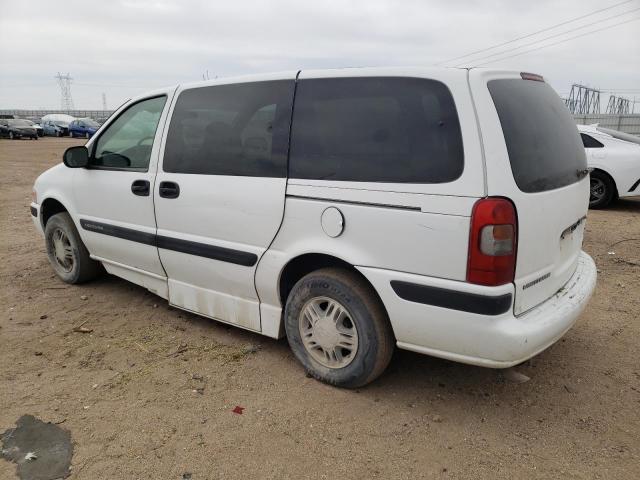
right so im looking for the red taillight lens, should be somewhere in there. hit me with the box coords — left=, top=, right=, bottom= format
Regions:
left=467, top=198, right=517, bottom=286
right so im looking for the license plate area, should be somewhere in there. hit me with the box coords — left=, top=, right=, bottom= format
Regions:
left=558, top=216, right=586, bottom=264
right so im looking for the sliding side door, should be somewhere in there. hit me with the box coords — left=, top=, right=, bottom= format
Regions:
left=153, top=77, right=296, bottom=331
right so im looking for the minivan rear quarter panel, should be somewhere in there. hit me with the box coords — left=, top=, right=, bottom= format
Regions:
left=256, top=68, right=487, bottom=337
left=469, top=69, right=590, bottom=315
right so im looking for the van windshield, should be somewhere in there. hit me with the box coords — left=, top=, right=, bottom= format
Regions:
left=488, top=79, right=586, bottom=193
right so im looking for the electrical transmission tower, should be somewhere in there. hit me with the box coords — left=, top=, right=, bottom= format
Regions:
left=565, top=84, right=600, bottom=114
left=102, top=92, right=108, bottom=111
left=605, top=95, right=630, bottom=114
left=55, top=72, right=74, bottom=111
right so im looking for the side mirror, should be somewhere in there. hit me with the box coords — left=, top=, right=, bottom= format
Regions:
left=63, top=146, right=89, bottom=168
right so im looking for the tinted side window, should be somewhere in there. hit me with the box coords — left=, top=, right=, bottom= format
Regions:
left=163, top=80, right=294, bottom=177
left=289, top=77, right=464, bottom=183
left=580, top=133, right=604, bottom=148
left=93, top=96, right=166, bottom=170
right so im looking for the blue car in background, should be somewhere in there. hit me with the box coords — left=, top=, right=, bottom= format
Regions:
left=69, top=118, right=100, bottom=138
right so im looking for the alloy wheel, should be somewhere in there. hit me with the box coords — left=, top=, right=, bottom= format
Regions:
left=51, top=228, right=74, bottom=273
left=590, top=177, right=606, bottom=205
left=298, top=296, right=359, bottom=369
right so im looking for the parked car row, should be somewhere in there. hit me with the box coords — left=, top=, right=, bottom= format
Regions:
left=1, top=113, right=104, bottom=140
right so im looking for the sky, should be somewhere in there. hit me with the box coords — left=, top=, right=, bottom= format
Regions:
left=1, top=0, right=639, bottom=110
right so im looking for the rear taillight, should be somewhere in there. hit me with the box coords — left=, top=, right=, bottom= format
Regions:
left=467, top=197, right=517, bottom=286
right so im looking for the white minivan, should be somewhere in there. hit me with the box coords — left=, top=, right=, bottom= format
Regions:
left=31, top=67, right=597, bottom=387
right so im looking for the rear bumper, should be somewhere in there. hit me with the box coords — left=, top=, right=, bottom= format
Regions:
left=358, top=251, right=597, bottom=368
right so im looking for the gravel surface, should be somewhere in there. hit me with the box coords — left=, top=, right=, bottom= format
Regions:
left=1, top=137, right=638, bottom=479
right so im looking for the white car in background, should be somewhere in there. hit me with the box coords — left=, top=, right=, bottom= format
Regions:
left=578, top=124, right=640, bottom=208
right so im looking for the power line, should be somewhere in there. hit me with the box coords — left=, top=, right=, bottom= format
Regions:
left=436, top=0, right=638, bottom=65
left=600, top=89, right=640, bottom=92
left=454, top=6, right=640, bottom=67
left=470, top=16, right=640, bottom=67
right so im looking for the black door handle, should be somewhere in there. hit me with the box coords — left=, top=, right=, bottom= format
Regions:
left=131, top=179, right=150, bottom=196
left=159, top=181, right=180, bottom=199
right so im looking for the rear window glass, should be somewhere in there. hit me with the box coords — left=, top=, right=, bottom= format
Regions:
left=488, top=79, right=587, bottom=193
left=289, top=77, right=464, bottom=183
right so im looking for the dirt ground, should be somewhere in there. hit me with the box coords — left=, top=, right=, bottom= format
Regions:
left=1, top=137, right=638, bottom=479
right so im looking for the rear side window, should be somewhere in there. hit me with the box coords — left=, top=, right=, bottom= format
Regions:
left=289, top=77, right=464, bottom=183
left=580, top=133, right=604, bottom=148
left=488, top=79, right=587, bottom=193
left=163, top=80, right=294, bottom=177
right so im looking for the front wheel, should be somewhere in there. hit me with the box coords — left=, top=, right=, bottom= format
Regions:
left=589, top=171, right=615, bottom=209
left=44, top=212, right=100, bottom=284
left=284, top=268, right=395, bottom=388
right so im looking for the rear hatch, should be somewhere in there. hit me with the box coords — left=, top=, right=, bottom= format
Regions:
left=469, top=70, right=589, bottom=315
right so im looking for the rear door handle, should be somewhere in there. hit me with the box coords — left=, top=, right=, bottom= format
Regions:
left=159, top=181, right=180, bottom=199
left=131, top=179, right=150, bottom=196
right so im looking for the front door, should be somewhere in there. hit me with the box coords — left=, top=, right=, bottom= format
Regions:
left=153, top=78, right=296, bottom=331
left=73, top=94, right=173, bottom=295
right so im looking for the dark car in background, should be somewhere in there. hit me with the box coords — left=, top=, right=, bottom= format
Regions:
left=24, top=120, right=44, bottom=137
left=69, top=118, right=100, bottom=138
left=0, top=119, right=39, bottom=140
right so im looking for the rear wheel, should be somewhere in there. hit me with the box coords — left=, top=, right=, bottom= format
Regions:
left=44, top=212, right=100, bottom=284
left=284, top=268, right=394, bottom=388
left=589, top=171, right=615, bottom=209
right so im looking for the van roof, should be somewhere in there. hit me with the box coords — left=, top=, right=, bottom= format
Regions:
left=177, top=66, right=510, bottom=90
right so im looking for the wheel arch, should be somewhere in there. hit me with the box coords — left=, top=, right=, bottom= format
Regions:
left=277, top=253, right=391, bottom=324
left=591, top=167, right=619, bottom=199
left=40, top=197, right=69, bottom=229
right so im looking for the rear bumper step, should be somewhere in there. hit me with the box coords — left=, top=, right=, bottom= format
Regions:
left=359, top=251, right=597, bottom=368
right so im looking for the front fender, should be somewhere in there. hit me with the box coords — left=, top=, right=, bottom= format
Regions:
left=34, top=164, right=78, bottom=230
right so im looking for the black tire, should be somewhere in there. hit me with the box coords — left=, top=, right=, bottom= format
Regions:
left=589, top=170, right=615, bottom=209
left=57, top=131, right=62, bottom=137
left=284, top=268, right=395, bottom=388
left=44, top=212, right=100, bottom=284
